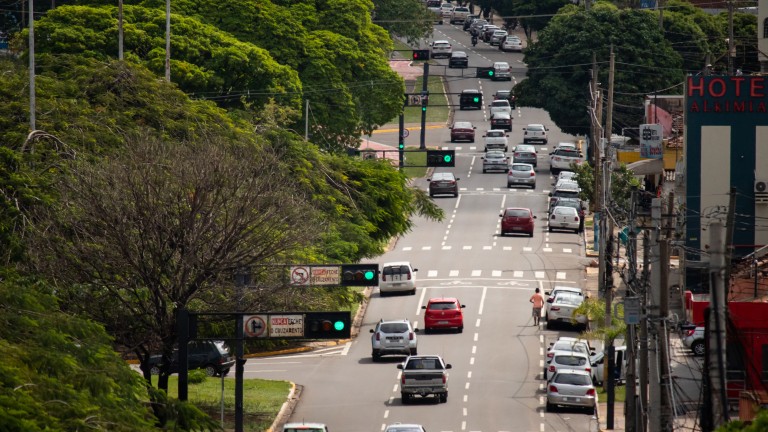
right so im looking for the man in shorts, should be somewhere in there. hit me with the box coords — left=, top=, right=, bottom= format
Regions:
left=530, top=288, right=544, bottom=326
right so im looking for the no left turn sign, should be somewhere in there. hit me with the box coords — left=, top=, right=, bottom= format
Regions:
left=290, top=266, right=310, bottom=286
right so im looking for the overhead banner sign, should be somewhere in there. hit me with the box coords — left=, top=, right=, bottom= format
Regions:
left=639, top=124, right=663, bottom=159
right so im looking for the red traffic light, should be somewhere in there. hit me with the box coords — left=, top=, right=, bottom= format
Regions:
left=412, top=49, right=430, bottom=61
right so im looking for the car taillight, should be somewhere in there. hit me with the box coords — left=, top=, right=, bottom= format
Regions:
left=549, top=385, right=558, bottom=393
left=547, top=352, right=554, bottom=359
left=530, top=172, right=535, bottom=177
left=407, top=272, right=412, bottom=280
left=574, top=217, right=579, bottom=221
left=514, top=152, right=520, bottom=157
left=586, top=388, right=596, bottom=396
left=382, top=274, right=387, bottom=281
left=376, top=333, right=381, bottom=341
left=550, top=307, right=560, bottom=311
left=401, top=375, right=405, bottom=384
left=549, top=365, right=555, bottom=372
left=409, top=332, right=414, bottom=340
left=685, top=329, right=695, bottom=337
left=448, top=181, right=456, bottom=185
left=442, top=375, right=447, bottom=384
left=585, top=367, right=591, bottom=372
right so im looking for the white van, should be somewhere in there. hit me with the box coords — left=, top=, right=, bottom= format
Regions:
left=483, top=129, right=509, bottom=152
left=590, top=345, right=627, bottom=385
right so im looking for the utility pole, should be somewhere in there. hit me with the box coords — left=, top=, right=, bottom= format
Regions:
left=626, top=187, right=639, bottom=432
left=727, top=0, right=735, bottom=76
left=708, top=222, right=729, bottom=429
left=658, top=234, right=672, bottom=432
left=724, top=187, right=737, bottom=296
left=648, top=198, right=662, bottom=432
left=640, top=231, right=650, bottom=432
left=28, top=0, right=36, bottom=131
left=419, top=62, right=429, bottom=150
left=118, top=0, right=124, bottom=60
left=605, top=46, right=615, bottom=152
left=398, top=111, right=405, bottom=169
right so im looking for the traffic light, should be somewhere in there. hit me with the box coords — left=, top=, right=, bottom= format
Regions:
left=398, top=142, right=404, bottom=150
left=426, top=150, right=455, bottom=167
left=476, top=67, right=494, bottom=79
left=412, top=49, right=430, bottom=61
left=341, top=264, right=379, bottom=286
left=421, top=95, right=428, bottom=112
left=304, top=312, right=351, bottom=339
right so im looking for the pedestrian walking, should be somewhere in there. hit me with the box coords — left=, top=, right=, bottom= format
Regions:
left=530, top=288, right=544, bottom=326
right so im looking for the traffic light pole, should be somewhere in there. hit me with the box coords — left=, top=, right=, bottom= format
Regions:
left=399, top=111, right=405, bottom=169
left=420, top=62, right=429, bottom=150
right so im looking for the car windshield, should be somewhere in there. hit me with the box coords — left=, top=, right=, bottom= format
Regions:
left=387, top=428, right=424, bottom=432
left=429, top=301, right=458, bottom=310
left=380, top=323, right=409, bottom=333
left=505, top=209, right=529, bottom=218
left=555, top=294, right=582, bottom=305
left=554, top=190, right=580, bottom=198
left=553, top=341, right=588, bottom=354
left=554, top=373, right=591, bottom=385
left=555, top=355, right=588, bottom=366
left=487, top=131, right=505, bottom=137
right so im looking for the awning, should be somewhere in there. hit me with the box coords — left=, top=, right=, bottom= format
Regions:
left=626, top=158, right=664, bottom=176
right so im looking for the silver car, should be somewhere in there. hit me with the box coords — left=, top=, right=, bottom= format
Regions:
left=507, top=163, right=536, bottom=188
left=490, top=30, right=508, bottom=46
left=682, top=326, right=705, bottom=356
left=370, top=319, right=418, bottom=361
left=513, top=144, right=537, bottom=167
left=546, top=369, right=597, bottom=414
left=482, top=151, right=509, bottom=173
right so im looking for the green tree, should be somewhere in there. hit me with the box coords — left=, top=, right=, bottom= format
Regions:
left=716, top=12, right=759, bottom=74
left=664, top=0, right=724, bottom=73
left=716, top=409, right=768, bottom=431
left=511, top=0, right=571, bottom=42
left=515, top=3, right=684, bottom=136
left=371, top=0, right=435, bottom=45
left=573, top=162, right=641, bottom=217
left=0, top=270, right=157, bottom=431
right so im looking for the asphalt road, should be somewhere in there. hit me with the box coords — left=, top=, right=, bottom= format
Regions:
left=244, top=22, right=601, bottom=432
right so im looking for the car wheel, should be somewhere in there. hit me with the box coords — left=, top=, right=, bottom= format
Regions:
left=531, top=183, right=536, bottom=189
left=410, top=348, right=418, bottom=355
left=528, top=232, right=534, bottom=237
left=457, top=325, right=464, bottom=333
left=380, top=290, right=388, bottom=297
left=150, top=366, right=160, bottom=376
left=440, top=393, right=448, bottom=403
left=546, top=320, right=552, bottom=330
left=548, top=226, right=553, bottom=232
left=401, top=393, right=410, bottom=404
left=586, top=405, right=596, bottom=415
left=372, top=350, right=381, bottom=361
left=450, top=138, right=455, bottom=143
left=546, top=401, right=556, bottom=412
left=429, top=192, right=434, bottom=197
left=411, top=288, right=416, bottom=295
left=454, top=192, right=458, bottom=197
left=692, top=340, right=705, bottom=356
left=500, top=231, right=506, bottom=236
left=205, top=365, right=217, bottom=377
left=470, top=138, right=475, bottom=143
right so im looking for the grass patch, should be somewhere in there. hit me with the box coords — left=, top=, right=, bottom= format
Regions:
left=401, top=146, right=428, bottom=178
left=392, top=39, right=415, bottom=58
left=401, top=76, right=449, bottom=124
left=585, top=218, right=595, bottom=228
left=154, top=375, right=290, bottom=431
left=596, top=383, right=626, bottom=403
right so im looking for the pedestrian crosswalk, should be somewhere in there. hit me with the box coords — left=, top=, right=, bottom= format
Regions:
left=419, top=269, right=571, bottom=280
left=400, top=245, right=575, bottom=254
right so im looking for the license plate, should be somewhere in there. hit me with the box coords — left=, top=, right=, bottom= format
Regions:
left=511, top=227, right=522, bottom=231
left=438, top=320, right=449, bottom=324
left=392, top=283, right=402, bottom=287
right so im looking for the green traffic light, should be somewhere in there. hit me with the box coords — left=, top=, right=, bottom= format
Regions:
left=399, top=143, right=404, bottom=149
left=334, top=320, right=345, bottom=331
left=488, top=70, right=494, bottom=76
left=473, top=97, right=479, bottom=103
left=422, top=106, right=427, bottom=112
left=443, top=154, right=452, bottom=163
left=363, top=270, right=375, bottom=280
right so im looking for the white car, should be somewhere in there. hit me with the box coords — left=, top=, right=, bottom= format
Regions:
left=491, top=61, right=511, bottom=81
left=555, top=170, right=577, bottom=184
left=545, top=286, right=584, bottom=320
left=590, top=345, right=627, bottom=385
left=483, top=129, right=509, bottom=152
left=385, top=424, right=427, bottom=432
left=546, top=337, right=593, bottom=376
left=489, top=99, right=512, bottom=117
left=283, top=423, right=329, bottom=432
left=523, top=124, right=548, bottom=144
left=490, top=30, right=508, bottom=46
left=440, top=3, right=454, bottom=17
left=682, top=326, right=705, bottom=356
left=545, top=292, right=585, bottom=330
left=449, top=6, right=470, bottom=24
left=549, top=147, right=583, bottom=175
left=370, top=319, right=418, bottom=361
left=380, top=261, right=418, bottom=295
left=549, top=206, right=581, bottom=233
left=501, top=36, right=523, bottom=52
left=546, top=349, right=592, bottom=380
left=430, top=40, right=452, bottom=59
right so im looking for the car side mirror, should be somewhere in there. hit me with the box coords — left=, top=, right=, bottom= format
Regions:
left=413, top=268, right=418, bottom=272
left=523, top=128, right=527, bottom=131
left=421, top=305, right=427, bottom=310
left=461, top=304, right=466, bottom=308
left=455, top=178, right=460, bottom=181
left=548, top=192, right=553, bottom=197
left=413, top=328, right=420, bottom=333
left=505, top=134, right=509, bottom=137
left=579, top=153, right=584, bottom=158
left=370, top=329, right=375, bottom=333
left=482, top=135, right=487, bottom=137
left=397, top=364, right=404, bottom=369
left=426, top=178, right=431, bottom=181
left=499, top=213, right=503, bottom=217
left=473, top=126, right=477, bottom=129
left=545, top=291, right=551, bottom=295
left=445, top=364, right=453, bottom=369
left=533, top=215, right=537, bottom=219
left=546, top=298, right=554, bottom=303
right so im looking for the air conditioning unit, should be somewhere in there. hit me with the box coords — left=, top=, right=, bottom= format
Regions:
left=756, top=179, right=768, bottom=204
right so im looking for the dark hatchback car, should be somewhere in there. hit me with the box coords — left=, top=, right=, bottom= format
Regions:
left=549, top=197, right=586, bottom=232
left=494, top=89, right=516, bottom=108
left=148, top=340, right=235, bottom=377
left=428, top=172, right=460, bottom=197
left=490, top=112, right=512, bottom=132
left=448, top=51, right=469, bottom=68
left=450, top=121, right=476, bottom=142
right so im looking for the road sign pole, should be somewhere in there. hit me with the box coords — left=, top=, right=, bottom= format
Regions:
left=420, top=62, right=429, bottom=150
left=399, top=111, right=405, bottom=169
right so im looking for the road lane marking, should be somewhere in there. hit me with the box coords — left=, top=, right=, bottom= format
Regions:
left=463, top=246, right=472, bottom=250
left=383, top=410, right=389, bottom=419
left=492, top=270, right=501, bottom=277
left=535, top=271, right=545, bottom=279
left=402, top=246, right=412, bottom=251
left=442, top=245, right=451, bottom=250
left=470, top=357, right=475, bottom=365
left=564, top=248, right=572, bottom=253
left=472, top=345, right=477, bottom=354
left=474, top=333, right=478, bottom=342
left=422, top=246, right=432, bottom=250
left=503, top=246, right=512, bottom=251
left=428, top=270, right=438, bottom=277
left=479, top=286, right=487, bottom=315
left=556, top=272, right=566, bottom=279
left=513, top=271, right=524, bottom=278
left=475, top=318, right=481, bottom=327
left=523, top=247, right=533, bottom=252
left=467, top=371, right=472, bottom=378
left=543, top=247, right=552, bottom=252
left=464, top=394, right=468, bottom=402
left=472, top=270, right=481, bottom=276
left=450, top=270, right=459, bottom=277
left=465, top=382, right=470, bottom=389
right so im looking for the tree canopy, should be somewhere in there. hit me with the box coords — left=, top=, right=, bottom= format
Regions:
left=515, top=3, right=684, bottom=136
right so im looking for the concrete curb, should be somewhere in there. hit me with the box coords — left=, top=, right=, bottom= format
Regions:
left=268, top=382, right=300, bottom=432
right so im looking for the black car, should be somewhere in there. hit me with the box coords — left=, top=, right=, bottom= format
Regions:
left=148, top=340, right=235, bottom=377
left=463, top=15, right=480, bottom=31
left=428, top=172, right=460, bottom=197
left=448, top=51, right=469, bottom=69
left=490, top=112, right=512, bottom=132
left=494, top=90, right=516, bottom=108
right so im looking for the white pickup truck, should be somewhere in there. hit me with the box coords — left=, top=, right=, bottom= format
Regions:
left=397, top=355, right=452, bottom=403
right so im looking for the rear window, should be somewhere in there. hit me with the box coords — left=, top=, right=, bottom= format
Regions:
left=505, top=209, right=529, bottom=218
left=406, top=357, right=441, bottom=369
left=528, top=125, right=545, bottom=131
left=553, top=342, right=588, bottom=354
left=554, top=373, right=591, bottom=385
left=556, top=149, right=581, bottom=158
left=383, top=265, right=411, bottom=276
left=492, top=101, right=510, bottom=107
left=380, top=323, right=409, bottom=333
left=555, top=294, right=582, bottom=305
left=454, top=122, right=472, bottom=129
left=428, top=301, right=458, bottom=311
left=487, top=131, right=505, bottom=137
left=553, top=207, right=578, bottom=216
left=511, top=165, right=530, bottom=172
left=554, top=190, right=580, bottom=198
left=555, top=355, right=587, bottom=366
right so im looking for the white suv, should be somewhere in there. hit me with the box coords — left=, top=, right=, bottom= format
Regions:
left=492, top=61, right=511, bottom=81
left=380, top=261, right=418, bottom=295
left=523, top=123, right=548, bottom=144
left=430, top=40, right=453, bottom=59
left=549, top=147, right=583, bottom=175
left=370, top=319, right=418, bottom=361
left=489, top=99, right=512, bottom=117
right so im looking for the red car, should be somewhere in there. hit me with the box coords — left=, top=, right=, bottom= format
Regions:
left=450, top=121, right=476, bottom=143
left=500, top=207, right=536, bottom=237
left=422, top=297, right=466, bottom=333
